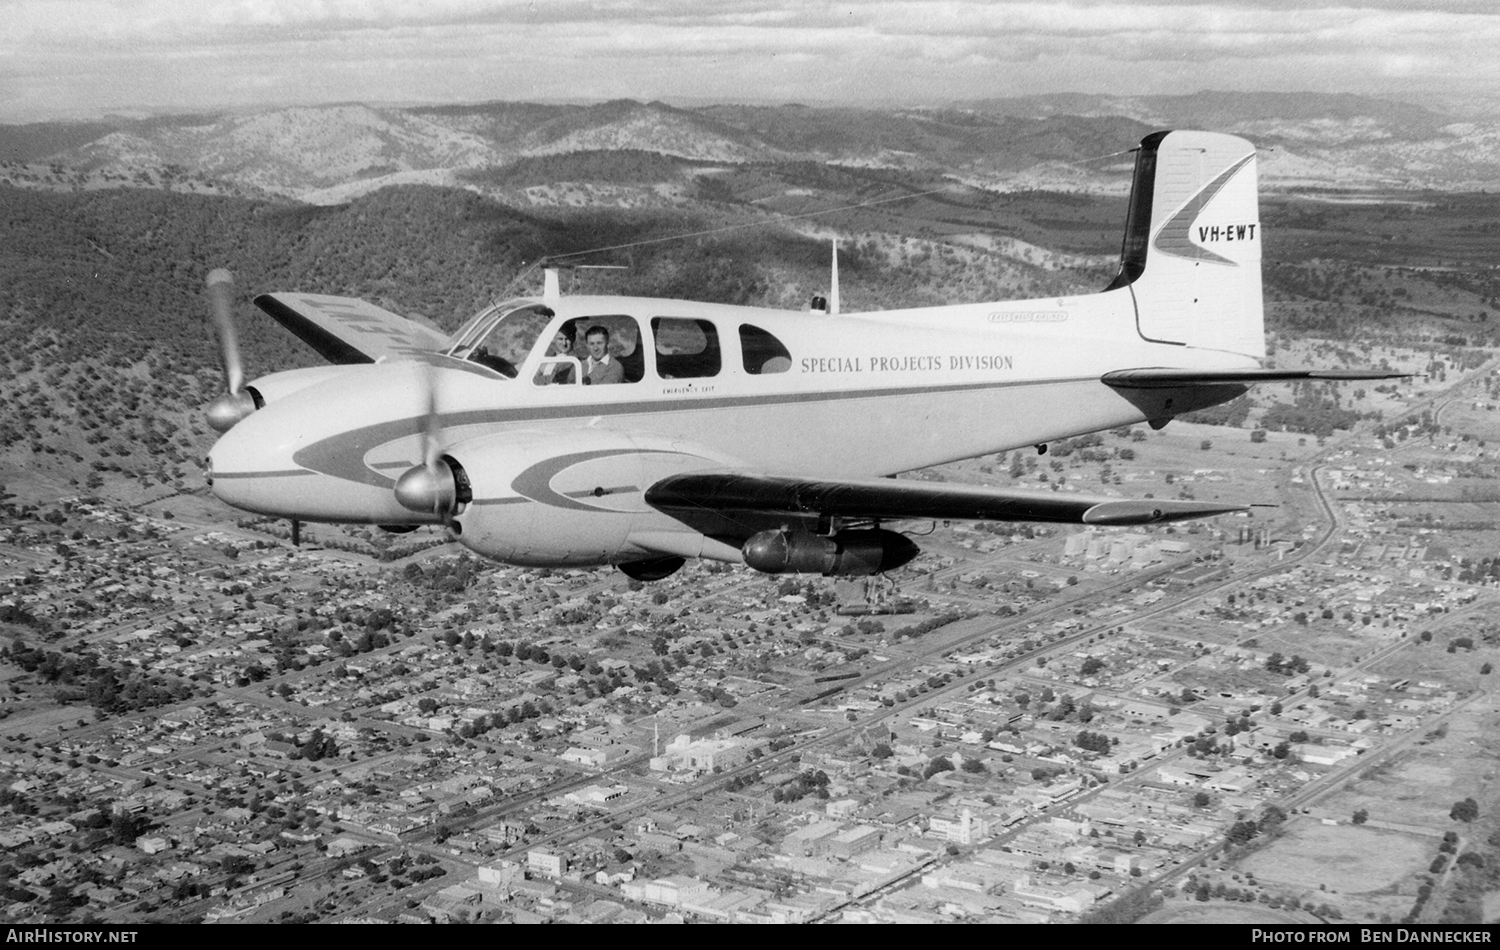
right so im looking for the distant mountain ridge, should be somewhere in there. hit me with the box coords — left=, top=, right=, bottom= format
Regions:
left=966, top=91, right=1451, bottom=136
left=2, top=92, right=1498, bottom=202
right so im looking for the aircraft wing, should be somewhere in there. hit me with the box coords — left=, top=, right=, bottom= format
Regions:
left=1103, top=367, right=1406, bottom=389
left=254, top=293, right=448, bottom=365
left=644, top=472, right=1247, bottom=539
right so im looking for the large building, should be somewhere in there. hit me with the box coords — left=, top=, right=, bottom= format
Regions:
left=927, top=809, right=990, bottom=846
left=649, top=734, right=749, bottom=774
left=620, top=875, right=711, bottom=907
left=527, top=849, right=567, bottom=879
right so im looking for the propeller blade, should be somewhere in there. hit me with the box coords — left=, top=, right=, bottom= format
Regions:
left=206, top=268, right=243, bottom=396
left=394, top=359, right=459, bottom=521
left=421, top=359, right=443, bottom=472
left=204, top=269, right=257, bottom=433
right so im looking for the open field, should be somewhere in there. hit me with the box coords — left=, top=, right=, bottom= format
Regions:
left=1244, top=821, right=1428, bottom=894
left=1234, top=820, right=1429, bottom=922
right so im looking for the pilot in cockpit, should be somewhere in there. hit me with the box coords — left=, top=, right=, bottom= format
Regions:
left=582, top=325, right=624, bottom=385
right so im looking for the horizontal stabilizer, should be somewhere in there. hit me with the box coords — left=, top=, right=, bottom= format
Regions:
left=255, top=293, right=448, bottom=365
left=1102, top=367, right=1408, bottom=390
left=646, top=472, right=1247, bottom=530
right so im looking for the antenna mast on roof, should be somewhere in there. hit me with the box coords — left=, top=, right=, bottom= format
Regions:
left=829, top=238, right=840, bottom=316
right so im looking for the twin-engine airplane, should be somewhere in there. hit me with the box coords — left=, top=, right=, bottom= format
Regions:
left=204, top=130, right=1396, bottom=581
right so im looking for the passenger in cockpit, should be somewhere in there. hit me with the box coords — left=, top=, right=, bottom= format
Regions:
left=541, top=327, right=576, bottom=385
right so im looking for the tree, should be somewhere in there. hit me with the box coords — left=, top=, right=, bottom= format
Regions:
left=1352, top=809, right=1369, bottom=825
left=221, top=855, right=254, bottom=875
left=923, top=756, right=954, bottom=780
left=1260, top=804, right=1287, bottom=835
left=1226, top=820, right=1259, bottom=844
left=1074, top=730, right=1111, bottom=753
left=1451, top=798, right=1480, bottom=823
left=110, top=812, right=148, bottom=845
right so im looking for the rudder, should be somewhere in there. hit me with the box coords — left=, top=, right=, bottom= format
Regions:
left=1106, top=130, right=1264, bottom=359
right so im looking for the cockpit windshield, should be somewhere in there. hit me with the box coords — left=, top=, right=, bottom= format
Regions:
left=447, top=303, right=555, bottom=378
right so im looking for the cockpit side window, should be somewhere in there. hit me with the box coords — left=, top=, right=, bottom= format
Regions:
left=450, top=305, right=554, bottom=379
left=739, top=323, right=792, bottom=374
left=652, top=318, right=721, bottom=379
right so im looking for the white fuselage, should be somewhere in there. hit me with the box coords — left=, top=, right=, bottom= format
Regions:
left=208, top=284, right=1255, bottom=567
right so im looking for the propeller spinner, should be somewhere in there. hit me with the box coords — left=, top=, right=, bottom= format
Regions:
left=204, top=269, right=258, bottom=433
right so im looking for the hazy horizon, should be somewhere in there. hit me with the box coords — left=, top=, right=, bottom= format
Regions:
left=4, top=1, right=1498, bottom=124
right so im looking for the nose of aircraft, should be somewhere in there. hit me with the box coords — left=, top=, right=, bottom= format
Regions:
left=207, top=395, right=325, bottom=519
left=206, top=364, right=435, bottom=525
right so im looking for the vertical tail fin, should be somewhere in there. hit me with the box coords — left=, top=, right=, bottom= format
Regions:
left=1107, top=131, right=1264, bottom=359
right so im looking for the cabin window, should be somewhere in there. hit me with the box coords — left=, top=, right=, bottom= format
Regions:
left=652, top=317, right=721, bottom=379
left=739, top=323, right=791, bottom=374
left=572, top=315, right=644, bottom=384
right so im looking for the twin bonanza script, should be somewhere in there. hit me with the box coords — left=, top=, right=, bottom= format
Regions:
left=799, top=354, right=1015, bottom=374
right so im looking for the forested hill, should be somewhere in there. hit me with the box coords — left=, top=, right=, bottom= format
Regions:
left=0, top=185, right=551, bottom=375
left=0, top=170, right=1127, bottom=375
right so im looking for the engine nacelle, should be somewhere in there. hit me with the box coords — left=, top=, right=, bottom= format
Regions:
left=742, top=528, right=919, bottom=576
left=445, top=428, right=744, bottom=568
